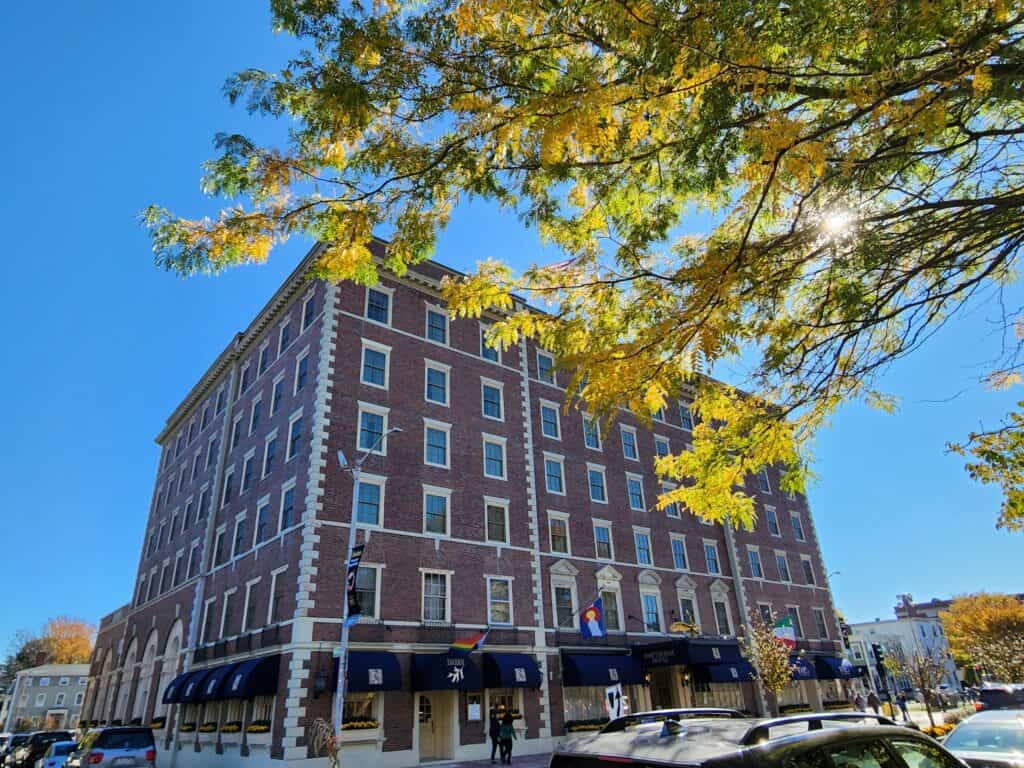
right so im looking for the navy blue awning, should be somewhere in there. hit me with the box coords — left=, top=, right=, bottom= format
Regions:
left=635, top=640, right=687, bottom=669
left=179, top=668, right=216, bottom=703
left=198, top=662, right=243, bottom=702
left=684, top=639, right=743, bottom=665
left=692, top=660, right=755, bottom=684
left=814, top=656, right=856, bottom=680
left=412, top=652, right=481, bottom=691
left=162, top=671, right=192, bottom=704
left=790, top=657, right=817, bottom=680
left=222, top=655, right=281, bottom=699
left=482, top=653, right=541, bottom=689
left=561, top=654, right=645, bottom=687
left=346, top=652, right=402, bottom=692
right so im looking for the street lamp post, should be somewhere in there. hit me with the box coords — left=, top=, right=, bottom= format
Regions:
left=332, top=426, right=401, bottom=741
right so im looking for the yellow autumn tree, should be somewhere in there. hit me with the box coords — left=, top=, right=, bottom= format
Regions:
left=146, top=0, right=1024, bottom=529
left=43, top=616, right=95, bottom=664
left=741, top=612, right=795, bottom=717
left=941, top=594, right=1024, bottom=683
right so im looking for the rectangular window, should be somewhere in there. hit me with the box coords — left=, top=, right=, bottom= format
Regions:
left=238, top=365, right=251, bottom=396
left=485, top=501, right=508, bottom=543
left=231, top=415, right=243, bottom=449
left=787, top=606, right=803, bottom=638
left=642, top=594, right=661, bottom=632
left=766, top=508, right=781, bottom=536
left=279, top=485, right=296, bottom=530
left=620, top=426, right=639, bottom=461
left=704, top=542, right=721, bottom=574
left=258, top=343, right=270, bottom=376
left=302, top=293, right=316, bottom=330
left=423, top=489, right=450, bottom=535
left=243, top=580, right=260, bottom=631
left=748, top=549, right=764, bottom=578
left=361, top=341, right=389, bottom=388
left=425, top=363, right=449, bottom=405
left=544, top=456, right=565, bottom=495
left=626, top=474, right=646, bottom=511
left=714, top=600, right=732, bottom=634
left=424, top=422, right=450, bottom=468
left=268, top=567, right=287, bottom=624
left=758, top=604, right=773, bottom=624
left=220, top=590, right=236, bottom=638
left=172, top=552, right=184, bottom=586
left=601, top=590, right=621, bottom=631
left=679, top=403, right=694, bottom=431
left=159, top=562, right=171, bottom=593
left=554, top=586, right=574, bottom=627
left=481, top=381, right=503, bottom=420
left=540, top=402, right=561, bottom=439
left=480, top=325, right=500, bottom=362
left=483, top=437, right=507, bottom=480
left=35, top=693, right=46, bottom=707
left=250, top=396, right=262, bottom=435
left=294, top=353, right=309, bottom=394
left=422, top=572, right=449, bottom=622
left=366, top=287, right=391, bottom=324
left=549, top=515, right=569, bottom=554
left=679, top=597, right=697, bottom=626
left=537, top=351, right=556, bottom=384
left=757, top=469, right=771, bottom=493
left=634, top=531, right=652, bottom=565
left=263, top=435, right=277, bottom=477
left=201, top=407, right=210, bottom=431
left=355, top=566, right=378, bottom=619
left=255, top=499, right=272, bottom=545
left=801, top=557, right=816, bottom=585
left=487, top=577, right=513, bottom=625
left=278, top=321, right=292, bottom=354
left=776, top=552, right=792, bottom=582
left=222, top=469, right=235, bottom=507
left=791, top=514, right=806, bottom=541
left=357, top=404, right=389, bottom=454
left=242, top=453, right=255, bottom=493
left=191, top=452, right=201, bottom=481
left=594, top=523, right=613, bottom=559
left=178, top=465, right=187, bottom=493
left=216, top=388, right=226, bottom=414
left=356, top=477, right=383, bottom=526
left=271, top=375, right=285, bottom=415
left=671, top=537, right=688, bottom=570
left=287, top=415, right=303, bottom=460
left=213, top=527, right=226, bottom=566
left=662, top=483, right=681, bottom=518
left=187, top=543, right=200, bottom=579
left=654, top=436, right=670, bottom=459
left=426, top=307, right=448, bottom=344
left=582, top=414, right=601, bottom=450
left=587, top=466, right=607, bottom=503
left=201, top=598, right=217, bottom=643
left=232, top=517, right=247, bottom=558
left=188, top=421, right=196, bottom=444
left=813, top=608, right=829, bottom=639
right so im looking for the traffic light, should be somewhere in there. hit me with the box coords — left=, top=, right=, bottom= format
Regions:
left=872, top=643, right=886, bottom=667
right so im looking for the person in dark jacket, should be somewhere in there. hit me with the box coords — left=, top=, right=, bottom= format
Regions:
left=499, top=711, right=517, bottom=764
left=489, top=707, right=502, bottom=763
left=866, top=690, right=881, bottom=714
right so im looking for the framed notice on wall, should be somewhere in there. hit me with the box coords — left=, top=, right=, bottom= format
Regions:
left=467, top=693, right=482, bottom=722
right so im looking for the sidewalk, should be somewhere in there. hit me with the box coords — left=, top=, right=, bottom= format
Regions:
left=429, top=753, right=551, bottom=768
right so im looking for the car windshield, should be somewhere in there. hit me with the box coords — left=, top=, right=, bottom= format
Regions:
left=52, top=743, right=75, bottom=756
left=945, top=722, right=1024, bottom=754
left=95, top=731, right=153, bottom=750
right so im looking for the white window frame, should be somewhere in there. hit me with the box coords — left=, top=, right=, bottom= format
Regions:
left=593, top=520, right=615, bottom=561
left=213, top=525, right=228, bottom=567
left=221, top=467, right=236, bottom=507
left=35, top=693, right=46, bottom=707
left=639, top=588, right=664, bottom=633
left=538, top=399, right=562, bottom=440
left=354, top=563, right=383, bottom=621
left=620, top=424, right=640, bottom=462
left=543, top=452, right=566, bottom=496
left=480, top=378, right=505, bottom=422
left=480, top=323, right=501, bottom=363
left=266, top=565, right=288, bottom=625
left=654, top=435, right=671, bottom=459
left=420, top=569, right=452, bottom=623
left=278, top=319, right=293, bottom=354
left=813, top=607, right=829, bottom=639
left=704, top=540, right=721, bottom=575
left=670, top=534, right=688, bottom=571
left=293, top=346, right=311, bottom=395
left=582, top=413, right=602, bottom=451
left=633, top=526, right=653, bottom=566
left=786, top=605, right=804, bottom=638
left=355, top=472, right=387, bottom=529
left=482, top=433, right=508, bottom=480
left=360, top=338, right=391, bottom=390
left=676, top=586, right=701, bottom=629
left=757, top=468, right=772, bottom=494
left=231, top=513, right=247, bottom=559
left=257, top=340, right=270, bottom=376
left=262, top=429, right=279, bottom=478
left=231, top=412, right=244, bottom=449
left=279, top=477, right=298, bottom=532
left=424, top=359, right=451, bottom=407
left=357, top=401, right=391, bottom=456
left=586, top=462, right=608, bottom=504
left=241, top=449, right=256, bottom=493
left=220, top=588, right=238, bottom=638
left=271, top=372, right=286, bottom=415
left=422, top=418, right=452, bottom=469
left=626, top=472, right=647, bottom=511
left=775, top=550, right=792, bottom=583
left=364, top=284, right=394, bottom=327
left=287, top=409, right=303, bottom=461
left=679, top=402, right=694, bottom=431
left=242, top=577, right=261, bottom=632
left=249, top=394, right=262, bottom=435
left=765, top=506, right=781, bottom=537
left=800, top=555, right=817, bottom=585
left=791, top=512, right=806, bottom=541
left=200, top=597, right=217, bottom=643
left=597, top=578, right=625, bottom=633
left=422, top=484, right=452, bottom=537
left=548, top=510, right=571, bottom=555
left=484, top=496, right=510, bottom=544
left=550, top=574, right=579, bottom=629
left=301, top=291, right=317, bottom=331
left=485, top=575, right=514, bottom=626
left=747, top=546, right=764, bottom=579
left=425, top=304, right=450, bottom=346
left=662, top=482, right=681, bottom=518
left=713, top=597, right=735, bottom=635
left=253, top=494, right=273, bottom=547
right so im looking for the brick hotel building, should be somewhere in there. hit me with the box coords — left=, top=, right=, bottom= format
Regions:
left=83, top=240, right=851, bottom=767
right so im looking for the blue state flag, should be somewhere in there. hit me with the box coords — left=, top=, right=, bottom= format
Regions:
left=579, top=597, right=607, bottom=639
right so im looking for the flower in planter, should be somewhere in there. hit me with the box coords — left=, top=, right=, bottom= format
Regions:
left=221, top=721, right=243, bottom=733
left=246, top=720, right=272, bottom=734
left=179, top=722, right=197, bottom=733
left=341, top=719, right=380, bottom=730
left=198, top=722, right=218, bottom=733
left=149, top=718, right=166, bottom=731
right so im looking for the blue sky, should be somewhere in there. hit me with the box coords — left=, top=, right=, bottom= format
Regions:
left=0, top=1, right=1019, bottom=653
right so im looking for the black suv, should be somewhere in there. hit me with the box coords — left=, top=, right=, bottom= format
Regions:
left=16, top=732, right=73, bottom=768
left=550, top=712, right=966, bottom=768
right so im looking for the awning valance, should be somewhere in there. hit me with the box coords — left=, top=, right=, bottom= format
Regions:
left=692, top=660, right=755, bottom=684
left=223, top=655, right=281, bottom=699
left=561, top=653, right=645, bottom=687
left=814, top=656, right=857, bottom=680
left=179, top=668, right=216, bottom=703
left=345, top=652, right=402, bottom=692
left=412, top=652, right=481, bottom=691
left=198, top=662, right=243, bottom=702
left=790, top=656, right=817, bottom=680
left=162, top=671, right=193, bottom=704
left=482, top=653, right=541, bottom=689
left=684, top=638, right=743, bottom=665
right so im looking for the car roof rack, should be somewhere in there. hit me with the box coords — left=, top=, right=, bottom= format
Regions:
left=741, top=713, right=898, bottom=745
left=602, top=708, right=746, bottom=733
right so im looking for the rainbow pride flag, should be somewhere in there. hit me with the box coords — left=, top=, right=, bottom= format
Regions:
left=450, top=628, right=490, bottom=654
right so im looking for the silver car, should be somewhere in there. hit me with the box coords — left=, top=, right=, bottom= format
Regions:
left=66, top=728, right=155, bottom=768
left=942, top=708, right=1024, bottom=767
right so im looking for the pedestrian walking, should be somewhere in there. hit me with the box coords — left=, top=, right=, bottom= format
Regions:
left=489, top=707, right=501, bottom=763
left=897, top=692, right=910, bottom=721
left=499, top=711, right=517, bottom=764
left=867, top=690, right=881, bottom=715
left=854, top=692, right=866, bottom=711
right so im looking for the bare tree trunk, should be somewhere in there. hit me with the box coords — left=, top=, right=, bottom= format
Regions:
left=766, top=691, right=779, bottom=717
left=924, top=698, right=935, bottom=729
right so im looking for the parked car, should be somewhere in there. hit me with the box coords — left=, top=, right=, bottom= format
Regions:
left=942, top=708, right=1024, bottom=767
left=600, top=708, right=747, bottom=733
left=34, top=741, right=75, bottom=768
left=550, top=711, right=963, bottom=768
left=17, top=732, right=73, bottom=768
left=65, top=727, right=155, bottom=768
left=978, top=683, right=1024, bottom=711
left=2, top=735, right=30, bottom=768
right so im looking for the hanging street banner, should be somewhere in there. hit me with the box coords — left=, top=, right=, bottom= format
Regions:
left=345, top=544, right=365, bottom=627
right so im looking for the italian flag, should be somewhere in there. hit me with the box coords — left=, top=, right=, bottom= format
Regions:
left=773, top=616, right=797, bottom=649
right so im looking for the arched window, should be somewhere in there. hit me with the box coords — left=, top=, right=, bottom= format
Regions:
left=115, top=639, right=138, bottom=723
left=133, top=631, right=159, bottom=723
left=94, top=650, right=114, bottom=723
left=153, top=620, right=183, bottom=719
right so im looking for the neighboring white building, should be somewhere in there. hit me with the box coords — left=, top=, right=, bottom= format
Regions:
left=848, top=617, right=959, bottom=695
left=3, top=664, right=90, bottom=731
